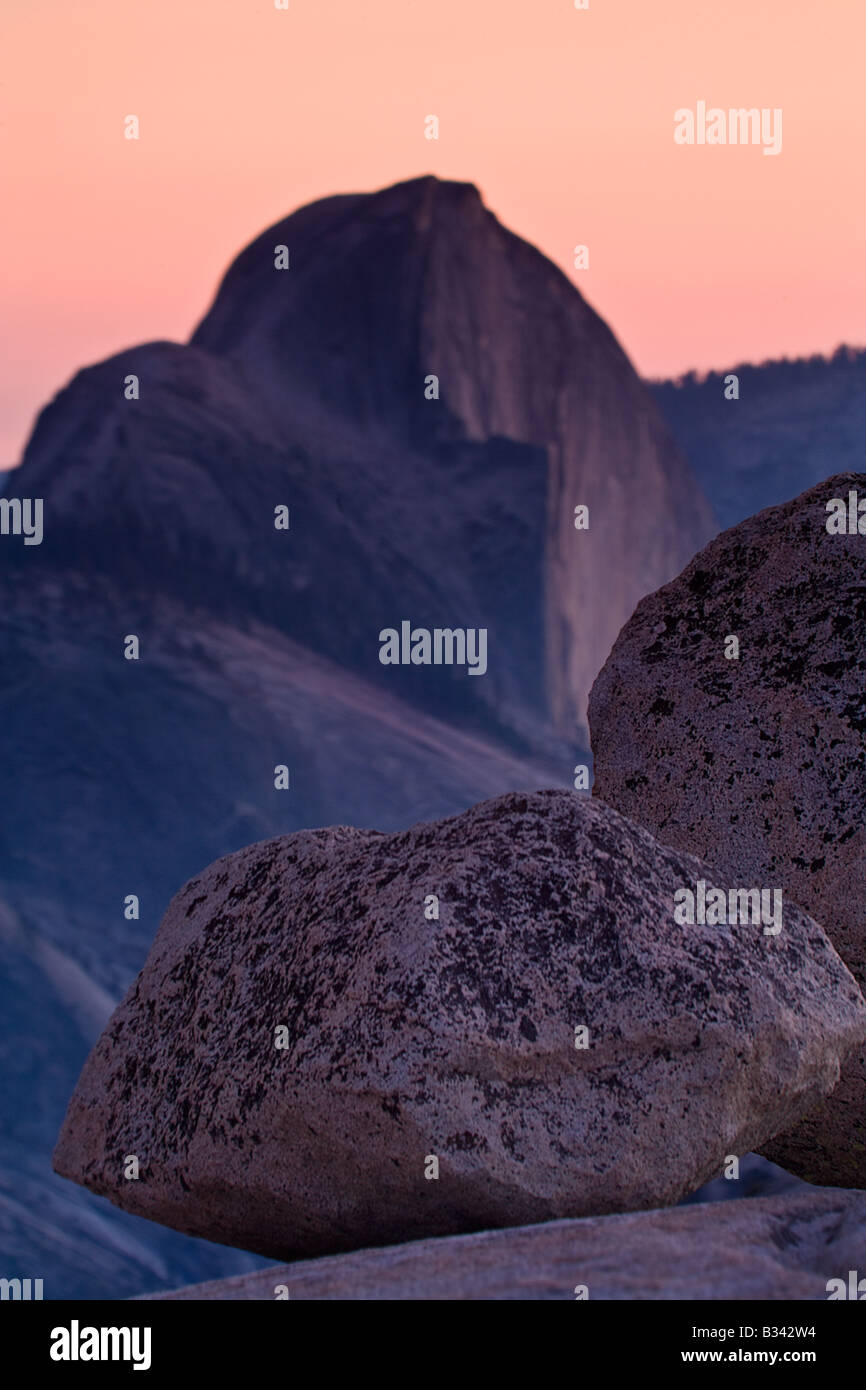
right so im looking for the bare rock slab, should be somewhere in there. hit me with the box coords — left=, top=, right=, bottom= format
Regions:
left=140, top=1187, right=866, bottom=1300
left=589, top=473, right=866, bottom=1185
left=54, top=789, right=866, bottom=1260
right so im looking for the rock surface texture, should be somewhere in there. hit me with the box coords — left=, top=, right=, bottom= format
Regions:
left=139, top=1187, right=866, bottom=1300
left=55, top=789, right=866, bottom=1261
left=589, top=472, right=866, bottom=1186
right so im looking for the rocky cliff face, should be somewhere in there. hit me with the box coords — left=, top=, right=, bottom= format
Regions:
left=190, top=175, right=716, bottom=737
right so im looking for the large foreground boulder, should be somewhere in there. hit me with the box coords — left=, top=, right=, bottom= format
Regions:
left=140, top=1187, right=866, bottom=1300
left=54, top=789, right=866, bottom=1260
left=589, top=472, right=866, bottom=1185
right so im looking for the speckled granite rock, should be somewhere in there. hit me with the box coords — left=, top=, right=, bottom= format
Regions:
left=589, top=472, right=866, bottom=1186
left=54, top=789, right=866, bottom=1260
left=139, top=1187, right=866, bottom=1300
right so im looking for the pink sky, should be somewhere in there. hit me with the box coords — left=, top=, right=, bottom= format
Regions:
left=2, top=0, right=864, bottom=468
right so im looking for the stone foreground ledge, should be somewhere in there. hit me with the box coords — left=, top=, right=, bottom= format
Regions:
left=138, top=1187, right=866, bottom=1301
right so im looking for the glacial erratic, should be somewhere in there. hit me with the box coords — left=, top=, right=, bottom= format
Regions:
left=54, top=789, right=866, bottom=1260
left=589, top=472, right=866, bottom=1186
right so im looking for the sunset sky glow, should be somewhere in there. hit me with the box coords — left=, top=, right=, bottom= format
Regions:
left=2, top=0, right=863, bottom=466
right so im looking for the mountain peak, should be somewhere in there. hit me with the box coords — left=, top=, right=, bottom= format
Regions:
left=19, top=176, right=714, bottom=744
left=190, top=174, right=596, bottom=447
left=189, top=175, right=498, bottom=423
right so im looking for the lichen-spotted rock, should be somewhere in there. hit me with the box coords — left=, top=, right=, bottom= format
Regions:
left=589, top=472, right=866, bottom=1186
left=54, top=790, right=866, bottom=1260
